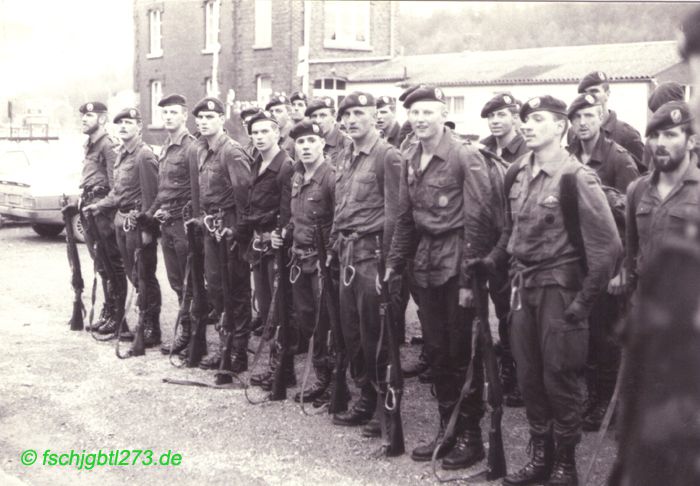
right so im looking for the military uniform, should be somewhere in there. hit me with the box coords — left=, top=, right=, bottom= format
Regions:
left=147, top=95, right=196, bottom=353
left=78, top=102, right=127, bottom=333
left=329, top=92, right=401, bottom=427
left=192, top=98, right=253, bottom=369
left=265, top=95, right=296, bottom=159
left=494, top=96, right=622, bottom=486
left=304, top=97, right=351, bottom=169
left=96, top=108, right=161, bottom=343
left=389, top=86, right=497, bottom=466
left=286, top=122, right=336, bottom=401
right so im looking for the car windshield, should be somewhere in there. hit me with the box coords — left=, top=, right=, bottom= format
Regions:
left=0, top=150, right=31, bottom=184
left=0, top=141, right=83, bottom=194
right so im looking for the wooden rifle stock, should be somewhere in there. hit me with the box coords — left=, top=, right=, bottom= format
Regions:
left=270, top=216, right=292, bottom=401
left=214, top=214, right=235, bottom=385
left=128, top=220, right=147, bottom=357
left=375, top=235, right=405, bottom=457
left=61, top=201, right=84, bottom=330
left=185, top=219, right=207, bottom=367
left=313, top=221, right=350, bottom=414
left=471, top=275, right=506, bottom=480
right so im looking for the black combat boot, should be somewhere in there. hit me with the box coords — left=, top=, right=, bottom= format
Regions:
left=260, top=352, right=296, bottom=391
left=403, top=349, right=429, bottom=378
left=230, top=340, right=248, bottom=373
left=251, top=315, right=264, bottom=336
left=332, top=385, right=376, bottom=426
left=361, top=399, right=384, bottom=438
left=160, top=315, right=192, bottom=355
left=294, top=365, right=331, bottom=403
left=411, top=406, right=455, bottom=461
left=503, top=436, right=554, bottom=486
left=143, top=314, right=162, bottom=348
left=86, top=304, right=111, bottom=332
left=583, top=367, right=616, bottom=432
left=199, top=343, right=222, bottom=370
left=442, top=427, right=485, bottom=470
left=546, top=444, right=578, bottom=486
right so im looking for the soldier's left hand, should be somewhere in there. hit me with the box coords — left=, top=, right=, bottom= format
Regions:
left=607, top=269, right=627, bottom=295
left=215, top=227, right=233, bottom=242
left=270, top=229, right=285, bottom=249
left=458, top=288, right=475, bottom=308
left=82, top=203, right=100, bottom=215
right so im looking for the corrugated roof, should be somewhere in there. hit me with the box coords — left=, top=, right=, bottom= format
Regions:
left=347, top=41, right=681, bottom=86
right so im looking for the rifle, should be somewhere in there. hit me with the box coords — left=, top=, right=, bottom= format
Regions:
left=374, top=235, right=405, bottom=457
left=206, top=210, right=235, bottom=385
left=270, top=215, right=293, bottom=401
left=432, top=272, right=506, bottom=483
left=185, top=205, right=207, bottom=367
left=118, top=210, right=146, bottom=358
left=313, top=219, right=350, bottom=414
left=61, top=196, right=84, bottom=331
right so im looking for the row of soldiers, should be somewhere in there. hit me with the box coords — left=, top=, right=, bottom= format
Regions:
left=72, top=62, right=697, bottom=485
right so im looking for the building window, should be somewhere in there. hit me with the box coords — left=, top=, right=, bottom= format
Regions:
left=204, top=0, right=220, bottom=53
left=445, top=96, right=465, bottom=116
left=325, top=1, right=370, bottom=50
left=150, top=80, right=163, bottom=127
left=148, top=9, right=163, bottom=57
left=254, top=0, right=272, bottom=49
left=257, top=75, right=272, bottom=106
left=312, top=78, right=347, bottom=107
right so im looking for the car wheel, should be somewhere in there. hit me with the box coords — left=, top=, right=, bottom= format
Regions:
left=32, top=223, right=64, bottom=238
left=72, top=214, right=86, bottom=243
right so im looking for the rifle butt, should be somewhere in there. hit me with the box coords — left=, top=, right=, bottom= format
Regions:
left=215, top=332, right=234, bottom=384
left=186, top=317, right=207, bottom=368
left=269, top=352, right=291, bottom=401
left=328, top=365, right=350, bottom=414
left=69, top=296, right=84, bottom=331
left=130, top=316, right=146, bottom=357
left=385, top=409, right=406, bottom=457
left=486, top=409, right=507, bottom=480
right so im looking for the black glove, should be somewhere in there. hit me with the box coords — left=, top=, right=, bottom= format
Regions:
left=564, top=299, right=589, bottom=324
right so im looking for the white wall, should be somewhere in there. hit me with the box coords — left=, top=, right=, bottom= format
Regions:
left=347, top=80, right=652, bottom=141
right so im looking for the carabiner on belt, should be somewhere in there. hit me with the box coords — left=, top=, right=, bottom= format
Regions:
left=252, top=238, right=265, bottom=252
left=510, top=272, right=523, bottom=311
left=289, top=262, right=301, bottom=284
left=122, top=212, right=137, bottom=232
left=154, top=209, right=171, bottom=225
left=342, top=264, right=356, bottom=287
left=203, top=214, right=217, bottom=235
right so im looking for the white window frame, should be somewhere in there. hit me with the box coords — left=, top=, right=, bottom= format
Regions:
left=324, top=1, right=371, bottom=51
left=203, top=0, right=220, bottom=54
left=446, top=96, right=465, bottom=116
left=312, top=78, right=347, bottom=107
left=253, top=0, right=272, bottom=49
left=147, top=9, right=163, bottom=58
left=256, top=75, right=272, bottom=107
left=150, top=80, right=164, bottom=128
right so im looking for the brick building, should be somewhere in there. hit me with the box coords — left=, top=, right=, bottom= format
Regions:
left=133, top=0, right=398, bottom=144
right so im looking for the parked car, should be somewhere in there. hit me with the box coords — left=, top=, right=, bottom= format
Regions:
left=0, top=137, right=85, bottom=242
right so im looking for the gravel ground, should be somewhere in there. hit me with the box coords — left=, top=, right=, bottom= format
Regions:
left=0, top=224, right=616, bottom=485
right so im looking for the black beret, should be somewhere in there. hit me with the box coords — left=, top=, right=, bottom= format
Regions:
left=265, top=94, right=290, bottom=110
left=519, top=95, right=568, bottom=122
left=290, top=91, right=307, bottom=103
left=648, top=82, right=685, bottom=113
left=376, top=96, right=396, bottom=109
left=398, top=84, right=421, bottom=102
left=337, top=92, right=376, bottom=120
left=679, top=7, right=700, bottom=61
left=240, top=107, right=262, bottom=120
left=567, top=93, right=601, bottom=119
left=645, top=100, right=693, bottom=137
left=290, top=119, right=323, bottom=140
left=158, top=93, right=187, bottom=107
left=79, top=101, right=108, bottom=114
left=578, top=71, right=609, bottom=93
left=305, top=96, right=335, bottom=117
left=402, top=85, right=446, bottom=109
left=480, top=92, right=518, bottom=118
left=444, top=121, right=456, bottom=130
left=247, top=110, right=279, bottom=132
left=113, top=107, right=142, bottom=124
left=193, top=97, right=225, bottom=116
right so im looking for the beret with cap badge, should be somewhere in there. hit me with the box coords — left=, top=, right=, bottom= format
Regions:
left=519, top=95, right=568, bottom=122
left=113, top=107, right=142, bottom=124
left=336, top=92, right=376, bottom=120
left=290, top=119, right=323, bottom=140
left=192, top=97, right=225, bottom=116
left=304, top=96, right=336, bottom=117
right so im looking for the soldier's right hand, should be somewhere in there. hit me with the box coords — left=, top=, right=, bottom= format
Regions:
left=215, top=227, right=233, bottom=242
left=270, top=229, right=284, bottom=249
left=325, top=253, right=335, bottom=268
left=376, top=267, right=394, bottom=294
left=81, top=203, right=100, bottom=215
left=464, top=257, right=496, bottom=277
